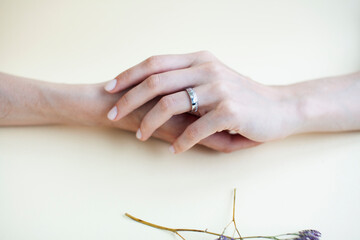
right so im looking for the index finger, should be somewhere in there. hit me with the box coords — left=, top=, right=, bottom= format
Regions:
left=104, top=53, right=197, bottom=93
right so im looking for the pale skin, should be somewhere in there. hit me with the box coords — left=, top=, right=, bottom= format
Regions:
left=1, top=51, right=359, bottom=154
left=0, top=72, right=257, bottom=153
left=104, top=51, right=360, bottom=153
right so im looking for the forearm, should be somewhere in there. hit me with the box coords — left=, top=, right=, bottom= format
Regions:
left=283, top=71, right=360, bottom=134
left=0, top=73, right=118, bottom=127
left=0, top=72, right=169, bottom=137
left=2, top=70, right=359, bottom=140
left=0, top=73, right=59, bottom=125
left=0, top=72, right=206, bottom=146
left=0, top=72, right=261, bottom=153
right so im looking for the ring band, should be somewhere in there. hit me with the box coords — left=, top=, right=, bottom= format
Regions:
left=186, top=88, right=199, bottom=113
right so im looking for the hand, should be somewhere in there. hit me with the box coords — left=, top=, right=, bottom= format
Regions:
left=104, top=51, right=300, bottom=153
left=0, top=72, right=255, bottom=153
left=88, top=83, right=259, bottom=153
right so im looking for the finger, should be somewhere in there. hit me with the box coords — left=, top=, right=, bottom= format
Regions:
left=104, top=53, right=197, bottom=93
left=170, top=110, right=225, bottom=154
left=137, top=85, right=217, bottom=140
left=199, top=132, right=262, bottom=153
left=151, top=112, right=261, bottom=153
left=114, top=66, right=207, bottom=120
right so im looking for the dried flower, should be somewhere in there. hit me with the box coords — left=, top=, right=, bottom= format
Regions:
left=217, top=236, right=234, bottom=240
left=125, top=189, right=321, bottom=240
left=295, top=230, right=322, bottom=240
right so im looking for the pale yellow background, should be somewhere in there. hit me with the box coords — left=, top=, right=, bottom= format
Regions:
left=0, top=0, right=359, bottom=240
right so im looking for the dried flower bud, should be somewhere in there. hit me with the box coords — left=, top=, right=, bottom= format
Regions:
left=217, top=236, right=234, bottom=240
left=296, top=230, right=321, bottom=240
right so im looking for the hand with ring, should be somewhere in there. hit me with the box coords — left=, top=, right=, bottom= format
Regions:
left=104, top=51, right=304, bottom=154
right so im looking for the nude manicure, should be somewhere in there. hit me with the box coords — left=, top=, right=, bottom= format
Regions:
left=107, top=106, right=118, bottom=120
left=104, top=79, right=117, bottom=92
left=136, top=129, right=142, bottom=140
left=169, top=145, right=176, bottom=154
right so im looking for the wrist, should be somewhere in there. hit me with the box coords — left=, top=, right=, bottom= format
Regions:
left=44, top=83, right=115, bottom=126
left=275, top=83, right=323, bottom=136
left=53, top=83, right=143, bottom=131
left=52, top=84, right=116, bottom=126
left=271, top=84, right=308, bottom=137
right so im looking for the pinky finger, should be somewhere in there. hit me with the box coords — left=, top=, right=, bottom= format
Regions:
left=170, top=111, right=224, bottom=154
left=200, top=132, right=262, bottom=153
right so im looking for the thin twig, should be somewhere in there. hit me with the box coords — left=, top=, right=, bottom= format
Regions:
left=233, top=188, right=243, bottom=239
left=175, top=232, right=186, bottom=240
left=222, top=220, right=233, bottom=235
left=125, top=213, right=233, bottom=239
left=125, top=213, right=290, bottom=240
left=125, top=189, right=301, bottom=240
left=125, top=213, right=176, bottom=232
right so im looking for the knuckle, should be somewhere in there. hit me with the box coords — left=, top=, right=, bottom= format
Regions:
left=197, top=50, right=214, bottom=59
left=202, top=62, right=223, bottom=78
left=145, top=74, right=161, bottom=90
left=212, top=81, right=229, bottom=97
left=217, top=100, right=236, bottom=117
left=184, top=126, right=199, bottom=141
left=120, top=93, right=130, bottom=106
left=159, top=95, right=174, bottom=112
left=145, top=55, right=161, bottom=71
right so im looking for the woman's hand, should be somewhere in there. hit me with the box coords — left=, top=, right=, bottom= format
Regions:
left=104, top=51, right=301, bottom=153
left=0, top=72, right=256, bottom=153
left=89, top=82, right=260, bottom=153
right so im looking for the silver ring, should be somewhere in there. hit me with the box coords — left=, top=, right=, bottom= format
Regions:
left=186, top=88, right=198, bottom=113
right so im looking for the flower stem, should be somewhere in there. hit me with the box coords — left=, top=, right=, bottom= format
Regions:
left=125, top=213, right=295, bottom=240
left=125, top=213, right=176, bottom=233
left=233, top=188, right=243, bottom=239
left=125, top=189, right=301, bottom=240
left=125, top=213, right=231, bottom=239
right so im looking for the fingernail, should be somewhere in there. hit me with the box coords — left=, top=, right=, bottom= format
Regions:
left=104, top=79, right=117, bottom=92
left=107, top=106, right=118, bottom=120
left=169, top=145, right=176, bottom=154
left=136, top=129, right=142, bottom=140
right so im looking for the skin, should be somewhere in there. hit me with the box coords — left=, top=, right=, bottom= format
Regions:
left=0, top=72, right=256, bottom=153
left=104, top=51, right=360, bottom=154
left=1, top=51, right=359, bottom=154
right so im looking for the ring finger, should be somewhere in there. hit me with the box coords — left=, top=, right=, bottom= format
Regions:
left=137, top=84, right=217, bottom=141
left=110, top=66, right=207, bottom=120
